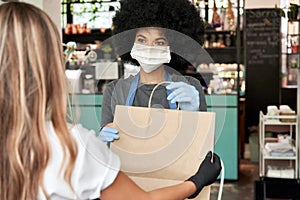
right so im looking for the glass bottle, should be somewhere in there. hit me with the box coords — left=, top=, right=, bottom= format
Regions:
left=211, top=0, right=221, bottom=28
left=225, top=0, right=235, bottom=31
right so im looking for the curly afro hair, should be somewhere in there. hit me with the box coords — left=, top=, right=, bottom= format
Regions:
left=110, top=0, right=207, bottom=72
left=113, top=0, right=204, bottom=44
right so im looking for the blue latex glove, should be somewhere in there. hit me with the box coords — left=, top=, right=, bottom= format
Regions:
left=98, top=127, right=119, bottom=143
left=166, top=82, right=200, bottom=111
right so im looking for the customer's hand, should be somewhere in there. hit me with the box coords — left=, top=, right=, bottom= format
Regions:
left=98, top=127, right=119, bottom=143
left=186, top=151, right=221, bottom=199
left=166, top=82, right=199, bottom=111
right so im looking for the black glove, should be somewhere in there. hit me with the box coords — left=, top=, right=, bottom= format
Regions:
left=186, top=151, right=222, bottom=199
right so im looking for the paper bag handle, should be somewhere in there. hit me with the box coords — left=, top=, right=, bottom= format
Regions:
left=148, top=81, right=180, bottom=110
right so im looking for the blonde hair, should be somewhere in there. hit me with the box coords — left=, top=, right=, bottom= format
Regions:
left=0, top=2, right=77, bottom=199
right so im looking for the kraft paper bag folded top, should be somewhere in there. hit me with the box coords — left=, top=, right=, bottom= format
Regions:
left=111, top=105, right=215, bottom=200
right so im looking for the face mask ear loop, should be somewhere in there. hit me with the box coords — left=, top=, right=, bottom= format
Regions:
left=148, top=81, right=180, bottom=110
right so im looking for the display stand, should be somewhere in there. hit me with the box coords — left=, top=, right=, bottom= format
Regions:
left=255, top=111, right=300, bottom=199
left=259, top=112, right=298, bottom=178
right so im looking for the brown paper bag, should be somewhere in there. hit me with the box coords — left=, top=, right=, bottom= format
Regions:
left=111, top=105, right=215, bottom=200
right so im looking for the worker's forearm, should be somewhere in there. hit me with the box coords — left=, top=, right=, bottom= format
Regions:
left=101, top=172, right=197, bottom=200
left=147, top=181, right=196, bottom=200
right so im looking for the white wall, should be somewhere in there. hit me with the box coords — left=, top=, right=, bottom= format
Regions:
left=245, top=0, right=281, bottom=8
left=0, top=0, right=61, bottom=38
left=23, top=0, right=61, bottom=35
left=43, top=0, right=61, bottom=37
left=245, top=0, right=300, bottom=8
left=23, top=0, right=42, bottom=8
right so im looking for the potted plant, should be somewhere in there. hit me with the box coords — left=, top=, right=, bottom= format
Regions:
left=287, top=3, right=299, bottom=21
left=101, top=43, right=112, bottom=59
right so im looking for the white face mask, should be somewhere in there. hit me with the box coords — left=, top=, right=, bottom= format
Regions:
left=130, top=43, right=171, bottom=73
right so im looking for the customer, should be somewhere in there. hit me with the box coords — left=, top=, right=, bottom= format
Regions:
left=0, top=2, right=221, bottom=200
left=99, top=0, right=208, bottom=143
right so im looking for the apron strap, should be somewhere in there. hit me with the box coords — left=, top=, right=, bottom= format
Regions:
left=125, top=72, right=140, bottom=106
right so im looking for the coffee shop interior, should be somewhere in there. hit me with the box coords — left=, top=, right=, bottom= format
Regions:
left=4, top=0, right=300, bottom=199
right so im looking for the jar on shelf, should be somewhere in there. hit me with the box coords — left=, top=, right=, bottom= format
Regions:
left=210, top=34, right=217, bottom=48
left=83, top=74, right=95, bottom=93
left=291, top=36, right=299, bottom=53
left=288, top=68, right=298, bottom=85
left=290, top=58, right=298, bottom=68
left=204, top=34, right=209, bottom=48
left=64, top=24, right=72, bottom=35
left=225, top=34, right=232, bottom=46
left=217, top=34, right=225, bottom=48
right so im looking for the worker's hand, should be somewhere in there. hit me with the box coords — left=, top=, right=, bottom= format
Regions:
left=186, top=151, right=221, bottom=199
left=166, top=82, right=199, bottom=111
left=98, top=127, right=119, bottom=143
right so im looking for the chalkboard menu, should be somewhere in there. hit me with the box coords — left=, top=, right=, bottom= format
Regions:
left=245, top=9, right=281, bottom=128
left=245, top=9, right=281, bottom=66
